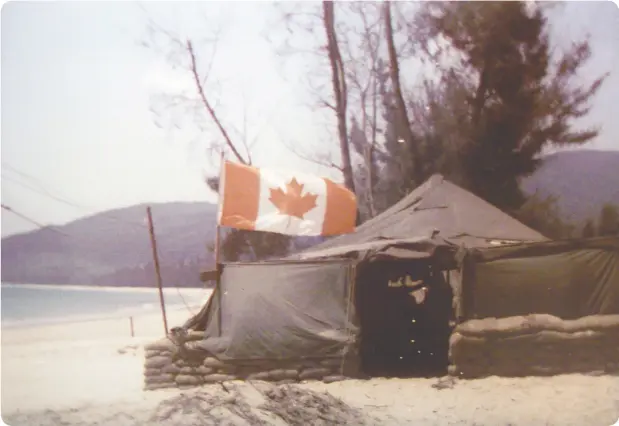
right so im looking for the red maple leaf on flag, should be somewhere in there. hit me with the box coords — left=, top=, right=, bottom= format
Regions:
left=269, top=178, right=318, bottom=219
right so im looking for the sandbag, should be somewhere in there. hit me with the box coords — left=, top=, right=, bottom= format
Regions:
left=196, top=366, right=214, bottom=375
left=179, top=366, right=196, bottom=375
left=145, top=356, right=172, bottom=369
left=203, top=374, right=237, bottom=383
left=320, top=358, right=342, bottom=368
left=323, top=375, right=346, bottom=383
left=268, top=369, right=299, bottom=381
left=144, top=368, right=162, bottom=377
left=203, top=357, right=226, bottom=368
left=275, top=379, right=297, bottom=385
left=145, top=383, right=174, bottom=391
left=145, top=374, right=175, bottom=384
left=299, top=368, right=331, bottom=381
left=458, top=315, right=619, bottom=338
left=144, top=338, right=178, bottom=352
left=456, top=316, right=530, bottom=338
left=162, top=364, right=181, bottom=374
left=175, top=374, right=203, bottom=386
left=561, top=315, right=619, bottom=333
left=246, top=371, right=270, bottom=381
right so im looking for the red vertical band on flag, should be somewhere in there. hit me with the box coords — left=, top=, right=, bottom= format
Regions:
left=219, top=162, right=260, bottom=230
left=322, top=179, right=357, bottom=235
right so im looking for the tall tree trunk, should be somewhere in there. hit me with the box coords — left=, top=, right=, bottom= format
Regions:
left=471, top=64, right=488, bottom=131
left=383, top=1, right=421, bottom=185
left=322, top=1, right=356, bottom=194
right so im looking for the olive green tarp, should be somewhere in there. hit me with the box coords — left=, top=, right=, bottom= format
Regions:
left=193, top=259, right=358, bottom=361
left=460, top=237, right=619, bottom=320
left=290, top=235, right=459, bottom=268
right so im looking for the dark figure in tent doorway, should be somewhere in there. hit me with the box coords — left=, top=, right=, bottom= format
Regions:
left=382, top=264, right=451, bottom=377
left=382, top=269, right=428, bottom=375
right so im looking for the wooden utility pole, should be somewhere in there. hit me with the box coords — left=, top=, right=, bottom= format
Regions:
left=146, top=206, right=169, bottom=335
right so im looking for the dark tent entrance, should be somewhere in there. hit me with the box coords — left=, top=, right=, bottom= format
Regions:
left=355, top=259, right=454, bottom=377
left=189, top=256, right=455, bottom=379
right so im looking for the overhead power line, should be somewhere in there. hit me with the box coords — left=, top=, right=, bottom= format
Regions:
left=1, top=203, right=68, bottom=236
left=2, top=164, right=200, bottom=305
left=2, top=163, right=49, bottom=191
left=1, top=165, right=147, bottom=230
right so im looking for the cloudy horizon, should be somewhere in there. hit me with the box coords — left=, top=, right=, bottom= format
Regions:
left=2, top=1, right=618, bottom=238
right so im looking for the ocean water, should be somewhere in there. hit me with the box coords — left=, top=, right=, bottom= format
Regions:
left=1, top=283, right=211, bottom=328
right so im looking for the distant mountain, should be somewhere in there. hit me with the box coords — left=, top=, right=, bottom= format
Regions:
left=1, top=201, right=321, bottom=287
left=1, top=202, right=219, bottom=287
left=2, top=149, right=618, bottom=286
left=521, top=149, right=619, bottom=225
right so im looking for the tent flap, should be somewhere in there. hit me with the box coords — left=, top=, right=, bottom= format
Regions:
left=464, top=240, right=619, bottom=320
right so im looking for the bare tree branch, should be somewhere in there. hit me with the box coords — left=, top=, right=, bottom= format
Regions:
left=187, top=40, right=248, bottom=165
left=280, top=137, right=344, bottom=172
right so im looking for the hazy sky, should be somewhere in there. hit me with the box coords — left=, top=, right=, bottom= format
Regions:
left=1, top=1, right=618, bottom=237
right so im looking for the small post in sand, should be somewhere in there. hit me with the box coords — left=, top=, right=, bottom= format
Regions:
left=147, top=206, right=169, bottom=335
left=129, top=316, right=135, bottom=337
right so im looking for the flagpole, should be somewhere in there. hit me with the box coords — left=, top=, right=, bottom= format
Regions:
left=214, top=151, right=225, bottom=275
left=146, top=206, right=169, bottom=335
left=214, top=152, right=225, bottom=336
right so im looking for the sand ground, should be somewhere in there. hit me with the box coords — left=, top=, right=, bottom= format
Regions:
left=2, top=307, right=619, bottom=425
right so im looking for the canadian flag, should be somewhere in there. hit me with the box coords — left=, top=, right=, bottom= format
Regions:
left=217, top=161, right=357, bottom=236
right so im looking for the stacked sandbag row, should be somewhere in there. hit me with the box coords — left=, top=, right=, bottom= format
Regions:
left=449, top=314, right=619, bottom=379
left=143, top=335, right=352, bottom=391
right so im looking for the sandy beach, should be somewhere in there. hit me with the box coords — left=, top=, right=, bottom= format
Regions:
left=2, top=307, right=619, bottom=426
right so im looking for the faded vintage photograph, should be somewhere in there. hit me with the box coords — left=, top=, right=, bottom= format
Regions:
left=1, top=1, right=618, bottom=425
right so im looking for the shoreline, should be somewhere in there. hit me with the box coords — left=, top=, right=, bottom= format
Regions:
left=1, top=282, right=213, bottom=293
left=0, top=303, right=204, bottom=330
left=1, top=285, right=213, bottom=330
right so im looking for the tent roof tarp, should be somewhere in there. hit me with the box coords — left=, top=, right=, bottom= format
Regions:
left=298, top=174, right=547, bottom=260
left=291, top=235, right=458, bottom=266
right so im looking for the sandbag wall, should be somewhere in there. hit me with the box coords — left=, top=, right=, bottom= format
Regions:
left=143, top=332, right=356, bottom=390
left=448, top=314, right=619, bottom=378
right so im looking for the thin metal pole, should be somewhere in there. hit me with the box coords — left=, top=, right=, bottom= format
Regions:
left=129, top=316, right=135, bottom=337
left=147, top=206, right=169, bottom=335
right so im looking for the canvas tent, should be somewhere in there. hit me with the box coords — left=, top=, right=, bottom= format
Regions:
left=283, top=173, right=550, bottom=345
left=185, top=174, right=552, bottom=377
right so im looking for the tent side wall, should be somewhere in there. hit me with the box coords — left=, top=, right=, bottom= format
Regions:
left=460, top=238, right=619, bottom=320
left=198, top=259, right=360, bottom=363
left=143, top=259, right=361, bottom=390
left=448, top=237, right=619, bottom=379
